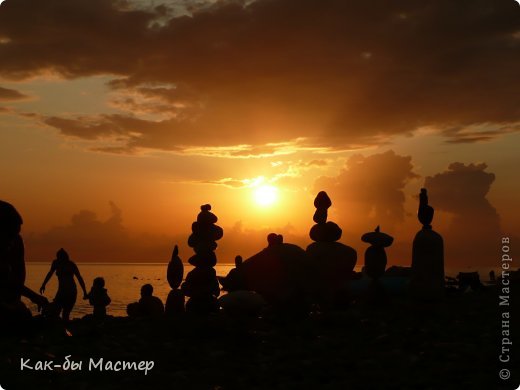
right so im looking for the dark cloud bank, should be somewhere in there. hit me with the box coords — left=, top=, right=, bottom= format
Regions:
left=0, top=0, right=519, bottom=154
left=425, top=162, right=504, bottom=267
left=315, top=151, right=508, bottom=267
left=24, top=202, right=305, bottom=263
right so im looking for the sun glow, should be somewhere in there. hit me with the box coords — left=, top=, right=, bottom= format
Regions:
left=253, top=185, right=278, bottom=206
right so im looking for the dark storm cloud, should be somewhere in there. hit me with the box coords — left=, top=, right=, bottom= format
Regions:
left=425, top=162, right=501, bottom=228
left=425, top=163, right=499, bottom=220
left=1, top=0, right=519, bottom=152
left=425, top=162, right=503, bottom=266
left=24, top=202, right=308, bottom=262
left=25, top=202, right=176, bottom=261
left=41, top=113, right=310, bottom=155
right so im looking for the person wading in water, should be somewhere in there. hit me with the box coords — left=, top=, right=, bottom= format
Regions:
left=40, top=248, right=88, bottom=322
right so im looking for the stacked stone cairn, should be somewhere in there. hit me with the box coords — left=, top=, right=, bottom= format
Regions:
left=181, top=204, right=222, bottom=313
left=361, top=226, right=393, bottom=303
left=165, top=245, right=185, bottom=315
left=361, top=226, right=393, bottom=280
left=306, top=191, right=357, bottom=310
left=309, top=191, right=341, bottom=242
left=410, top=188, right=445, bottom=301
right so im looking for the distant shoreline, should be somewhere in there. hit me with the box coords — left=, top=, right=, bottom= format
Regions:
left=25, top=262, right=502, bottom=279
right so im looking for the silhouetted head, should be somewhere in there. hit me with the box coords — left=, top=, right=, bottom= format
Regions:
left=56, top=248, right=70, bottom=262
left=141, top=283, right=153, bottom=297
left=93, top=277, right=105, bottom=288
left=0, top=200, right=23, bottom=239
left=235, top=255, right=243, bottom=268
left=201, top=204, right=211, bottom=211
left=276, top=234, right=283, bottom=244
left=418, top=188, right=434, bottom=228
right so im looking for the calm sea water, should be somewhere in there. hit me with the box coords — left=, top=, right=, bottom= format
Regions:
left=22, top=263, right=498, bottom=318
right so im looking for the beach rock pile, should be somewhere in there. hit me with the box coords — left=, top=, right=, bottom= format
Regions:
left=361, top=226, right=393, bottom=280
left=165, top=245, right=185, bottom=315
left=410, top=188, right=445, bottom=301
left=361, top=226, right=394, bottom=303
left=306, top=191, right=357, bottom=309
left=221, top=233, right=311, bottom=313
left=309, top=191, right=342, bottom=242
left=181, top=204, right=222, bottom=313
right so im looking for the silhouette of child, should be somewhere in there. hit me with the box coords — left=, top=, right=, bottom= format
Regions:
left=40, top=248, right=88, bottom=322
left=87, top=277, right=111, bottom=318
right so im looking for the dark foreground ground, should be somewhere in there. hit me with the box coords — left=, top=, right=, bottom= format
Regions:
left=1, top=286, right=518, bottom=390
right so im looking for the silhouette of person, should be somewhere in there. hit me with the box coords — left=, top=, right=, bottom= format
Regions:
left=0, top=200, right=48, bottom=330
left=87, top=277, right=111, bottom=318
left=40, top=248, right=88, bottom=321
left=235, top=255, right=243, bottom=269
left=137, top=284, right=164, bottom=317
left=218, top=255, right=246, bottom=292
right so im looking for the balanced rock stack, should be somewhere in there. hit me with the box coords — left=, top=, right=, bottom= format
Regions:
left=361, top=226, right=393, bottom=303
left=165, top=245, right=185, bottom=315
left=410, top=188, right=445, bottom=301
left=309, top=191, right=342, bottom=242
left=181, top=204, right=222, bottom=313
left=361, top=226, right=393, bottom=280
left=306, top=191, right=357, bottom=309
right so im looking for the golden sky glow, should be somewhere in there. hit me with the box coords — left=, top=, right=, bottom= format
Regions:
left=0, top=0, right=519, bottom=266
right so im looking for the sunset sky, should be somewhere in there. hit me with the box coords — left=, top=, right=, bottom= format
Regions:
left=0, top=0, right=519, bottom=266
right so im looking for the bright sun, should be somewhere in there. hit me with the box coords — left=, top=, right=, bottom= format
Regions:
left=253, top=185, right=278, bottom=206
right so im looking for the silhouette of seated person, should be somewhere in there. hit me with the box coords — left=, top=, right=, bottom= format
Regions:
left=87, top=277, right=111, bottom=318
left=127, top=284, right=164, bottom=318
left=218, top=255, right=246, bottom=292
left=40, top=248, right=88, bottom=322
left=0, top=200, right=48, bottom=331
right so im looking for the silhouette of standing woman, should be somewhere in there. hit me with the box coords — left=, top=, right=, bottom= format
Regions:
left=40, top=248, right=88, bottom=321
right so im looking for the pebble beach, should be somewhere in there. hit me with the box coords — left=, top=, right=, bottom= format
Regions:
left=1, top=285, right=517, bottom=390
